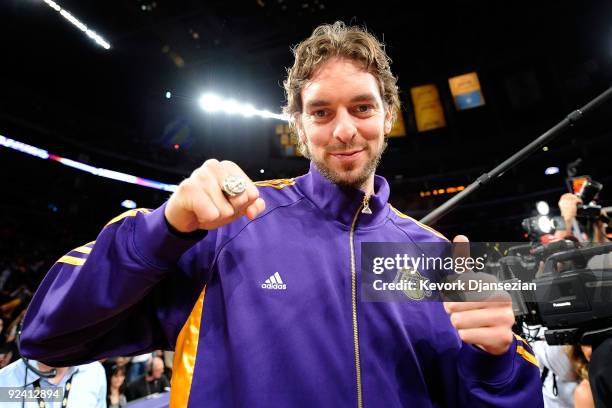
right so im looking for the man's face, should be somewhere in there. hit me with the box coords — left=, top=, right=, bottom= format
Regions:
left=297, top=57, right=392, bottom=189
left=152, top=359, right=164, bottom=379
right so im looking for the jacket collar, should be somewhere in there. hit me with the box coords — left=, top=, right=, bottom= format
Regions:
left=295, top=162, right=390, bottom=228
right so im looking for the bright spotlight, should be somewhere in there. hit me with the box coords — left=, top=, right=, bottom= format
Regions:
left=121, top=199, right=137, bottom=209
left=537, top=216, right=554, bottom=234
left=242, top=104, right=257, bottom=117
left=260, top=110, right=279, bottom=120
left=43, top=0, right=61, bottom=12
left=198, top=92, right=288, bottom=121
left=259, top=169, right=265, bottom=174
left=222, top=99, right=242, bottom=114
left=42, top=0, right=111, bottom=50
left=199, top=93, right=222, bottom=112
left=544, top=166, right=559, bottom=175
left=165, top=91, right=172, bottom=99
left=536, top=201, right=550, bottom=215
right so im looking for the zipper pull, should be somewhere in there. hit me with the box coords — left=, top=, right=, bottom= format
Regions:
left=361, top=195, right=372, bottom=214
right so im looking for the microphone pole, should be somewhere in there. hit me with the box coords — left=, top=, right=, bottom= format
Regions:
left=420, top=85, right=612, bottom=226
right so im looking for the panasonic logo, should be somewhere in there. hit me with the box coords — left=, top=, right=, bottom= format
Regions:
left=552, top=302, right=571, bottom=308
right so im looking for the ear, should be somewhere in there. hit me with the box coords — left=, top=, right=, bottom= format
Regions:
left=383, top=106, right=394, bottom=135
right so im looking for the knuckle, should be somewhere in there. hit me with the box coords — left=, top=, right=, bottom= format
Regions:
left=496, top=329, right=512, bottom=346
left=249, top=184, right=260, bottom=198
left=203, top=158, right=220, bottom=170
left=220, top=160, right=236, bottom=168
left=503, top=308, right=515, bottom=325
left=192, top=167, right=211, bottom=182
left=178, top=179, right=196, bottom=194
left=232, top=194, right=248, bottom=207
left=199, top=201, right=219, bottom=218
left=202, top=175, right=220, bottom=191
left=219, top=206, right=235, bottom=219
left=210, top=204, right=222, bottom=218
left=457, top=329, right=467, bottom=341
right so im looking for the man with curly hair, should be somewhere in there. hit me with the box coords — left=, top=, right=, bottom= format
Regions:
left=19, top=22, right=542, bottom=407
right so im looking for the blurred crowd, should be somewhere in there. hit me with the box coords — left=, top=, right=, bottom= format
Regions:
left=0, top=213, right=174, bottom=407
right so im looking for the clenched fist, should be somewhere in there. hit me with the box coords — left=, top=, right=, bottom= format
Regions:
left=165, top=159, right=266, bottom=233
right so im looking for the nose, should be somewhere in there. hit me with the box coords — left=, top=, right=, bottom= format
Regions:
left=332, top=108, right=357, bottom=144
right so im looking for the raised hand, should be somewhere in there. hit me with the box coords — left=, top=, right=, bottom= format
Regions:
left=443, top=235, right=515, bottom=355
left=165, top=159, right=265, bottom=233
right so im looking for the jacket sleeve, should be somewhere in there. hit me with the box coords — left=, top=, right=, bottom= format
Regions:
left=453, top=335, right=544, bottom=407
left=19, top=203, right=215, bottom=366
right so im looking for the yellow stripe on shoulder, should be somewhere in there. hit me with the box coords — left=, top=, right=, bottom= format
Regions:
left=254, top=178, right=296, bottom=189
left=72, top=246, right=92, bottom=254
left=57, top=255, right=86, bottom=266
left=255, top=178, right=294, bottom=185
left=514, top=333, right=529, bottom=345
left=104, top=208, right=151, bottom=227
left=516, top=345, right=539, bottom=367
left=389, top=205, right=449, bottom=241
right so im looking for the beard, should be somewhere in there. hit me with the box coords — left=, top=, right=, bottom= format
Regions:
left=301, top=138, right=387, bottom=190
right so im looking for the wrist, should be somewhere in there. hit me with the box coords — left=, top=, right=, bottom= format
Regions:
left=132, top=204, right=206, bottom=270
left=164, top=214, right=207, bottom=239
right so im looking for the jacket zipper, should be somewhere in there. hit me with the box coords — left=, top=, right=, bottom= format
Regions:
left=350, top=194, right=370, bottom=408
left=361, top=194, right=372, bottom=214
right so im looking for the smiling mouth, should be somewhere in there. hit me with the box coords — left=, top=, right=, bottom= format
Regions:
left=330, top=149, right=364, bottom=157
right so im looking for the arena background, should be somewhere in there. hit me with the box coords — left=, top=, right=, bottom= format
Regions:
left=1, top=0, right=611, bottom=268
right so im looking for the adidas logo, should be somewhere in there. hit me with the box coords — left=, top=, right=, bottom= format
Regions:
left=261, top=272, right=286, bottom=290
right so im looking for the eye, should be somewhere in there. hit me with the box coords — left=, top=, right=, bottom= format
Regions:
left=355, top=104, right=374, bottom=113
left=313, top=110, right=327, bottom=118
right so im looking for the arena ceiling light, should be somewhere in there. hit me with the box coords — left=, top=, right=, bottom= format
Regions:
left=42, top=0, right=111, bottom=50
left=121, top=199, right=137, bottom=209
left=198, top=93, right=288, bottom=121
left=0, top=134, right=176, bottom=192
left=544, top=166, right=560, bottom=175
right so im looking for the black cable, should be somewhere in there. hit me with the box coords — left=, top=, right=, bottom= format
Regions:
left=16, top=320, right=57, bottom=378
left=22, top=362, right=26, bottom=408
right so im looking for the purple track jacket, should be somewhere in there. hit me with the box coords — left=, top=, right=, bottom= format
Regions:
left=20, top=163, right=543, bottom=407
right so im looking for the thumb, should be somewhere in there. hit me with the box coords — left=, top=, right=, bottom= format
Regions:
left=452, top=235, right=470, bottom=269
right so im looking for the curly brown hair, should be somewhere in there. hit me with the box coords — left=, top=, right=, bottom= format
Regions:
left=282, top=21, right=400, bottom=133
